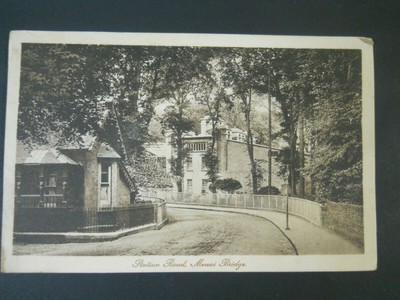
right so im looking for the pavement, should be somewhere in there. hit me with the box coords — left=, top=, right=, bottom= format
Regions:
left=168, top=203, right=363, bottom=255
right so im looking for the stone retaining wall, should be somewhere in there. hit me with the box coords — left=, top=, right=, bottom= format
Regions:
left=322, top=201, right=364, bottom=247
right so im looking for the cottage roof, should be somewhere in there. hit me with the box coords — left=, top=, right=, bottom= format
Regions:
left=59, top=134, right=96, bottom=150
left=97, top=143, right=121, bottom=159
left=21, top=149, right=80, bottom=165
left=16, top=142, right=34, bottom=164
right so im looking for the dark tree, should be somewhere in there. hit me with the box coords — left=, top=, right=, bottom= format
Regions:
left=220, top=49, right=261, bottom=193
left=195, top=53, right=232, bottom=193
left=257, top=186, right=280, bottom=195
left=214, top=178, right=242, bottom=194
left=306, top=50, right=362, bottom=203
left=158, top=47, right=209, bottom=192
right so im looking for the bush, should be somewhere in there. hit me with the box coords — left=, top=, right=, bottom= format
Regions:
left=257, top=186, right=280, bottom=195
left=214, top=178, right=242, bottom=193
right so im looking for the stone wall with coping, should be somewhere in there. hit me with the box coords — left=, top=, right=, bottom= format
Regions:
left=322, top=201, right=364, bottom=248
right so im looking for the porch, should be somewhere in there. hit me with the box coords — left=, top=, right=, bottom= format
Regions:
left=16, top=194, right=69, bottom=208
left=15, top=148, right=85, bottom=208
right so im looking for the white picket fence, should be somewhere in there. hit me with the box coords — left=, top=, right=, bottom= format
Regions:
left=140, top=190, right=322, bottom=226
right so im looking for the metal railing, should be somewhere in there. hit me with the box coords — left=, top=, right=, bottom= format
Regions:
left=141, top=190, right=322, bottom=226
left=79, top=205, right=156, bottom=232
left=14, top=195, right=169, bottom=233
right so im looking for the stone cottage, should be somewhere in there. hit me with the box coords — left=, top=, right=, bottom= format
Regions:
left=15, top=138, right=136, bottom=209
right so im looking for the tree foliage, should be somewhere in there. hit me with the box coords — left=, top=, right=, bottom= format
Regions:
left=18, top=44, right=164, bottom=153
left=127, top=152, right=172, bottom=189
left=160, top=107, right=194, bottom=192
left=236, top=47, right=363, bottom=203
left=266, top=49, right=362, bottom=203
left=195, top=53, right=233, bottom=192
left=18, top=44, right=362, bottom=203
left=214, top=178, right=242, bottom=193
left=305, top=50, right=362, bottom=203
left=257, top=186, right=280, bottom=195
left=158, top=47, right=210, bottom=192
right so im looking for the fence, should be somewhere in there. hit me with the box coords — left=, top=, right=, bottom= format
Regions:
left=141, top=190, right=364, bottom=246
left=14, top=197, right=168, bottom=233
left=141, top=190, right=322, bottom=226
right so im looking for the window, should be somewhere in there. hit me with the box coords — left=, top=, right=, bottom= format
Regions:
left=187, top=142, right=207, bottom=152
left=21, top=168, right=40, bottom=194
left=44, top=166, right=60, bottom=195
left=44, top=166, right=58, bottom=187
left=100, top=162, right=112, bottom=206
left=201, top=156, right=207, bottom=171
left=45, top=175, right=57, bottom=188
left=270, top=150, right=280, bottom=157
left=187, top=179, right=192, bottom=193
left=186, top=156, right=193, bottom=171
left=101, top=162, right=111, bottom=184
left=202, top=179, right=208, bottom=194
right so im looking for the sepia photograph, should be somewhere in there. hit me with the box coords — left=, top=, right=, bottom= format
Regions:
left=1, top=31, right=376, bottom=272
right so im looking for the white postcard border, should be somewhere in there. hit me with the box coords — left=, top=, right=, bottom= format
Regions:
left=1, top=31, right=376, bottom=272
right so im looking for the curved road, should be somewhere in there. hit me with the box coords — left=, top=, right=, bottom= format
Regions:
left=13, top=208, right=296, bottom=256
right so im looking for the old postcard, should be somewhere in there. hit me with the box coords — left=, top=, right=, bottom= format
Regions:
left=1, top=31, right=376, bottom=272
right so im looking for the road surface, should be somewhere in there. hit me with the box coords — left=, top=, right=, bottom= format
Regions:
left=13, top=207, right=296, bottom=256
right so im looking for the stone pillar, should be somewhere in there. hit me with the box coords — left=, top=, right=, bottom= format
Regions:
left=62, top=168, right=68, bottom=207
left=37, top=166, right=44, bottom=207
left=39, top=177, right=44, bottom=207
left=15, top=167, right=21, bottom=195
left=15, top=167, right=21, bottom=206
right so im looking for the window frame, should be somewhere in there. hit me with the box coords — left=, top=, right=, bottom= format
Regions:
left=186, top=179, right=193, bottom=193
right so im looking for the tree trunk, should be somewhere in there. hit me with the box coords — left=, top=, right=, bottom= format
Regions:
left=175, top=94, right=186, bottom=193
left=268, top=57, right=272, bottom=189
left=111, top=101, right=130, bottom=163
left=289, top=131, right=297, bottom=196
left=176, top=133, right=184, bottom=193
left=309, top=101, right=316, bottom=197
left=298, top=105, right=305, bottom=197
left=289, top=101, right=297, bottom=196
left=177, top=178, right=183, bottom=193
left=244, top=90, right=257, bottom=193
